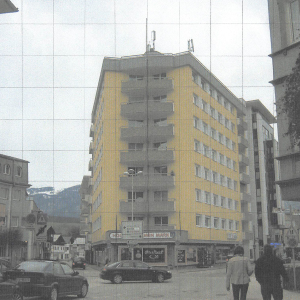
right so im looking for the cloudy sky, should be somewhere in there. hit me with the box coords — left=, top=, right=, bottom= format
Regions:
left=0, top=0, right=275, bottom=190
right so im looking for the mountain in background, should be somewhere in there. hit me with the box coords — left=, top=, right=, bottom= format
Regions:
left=28, top=185, right=81, bottom=218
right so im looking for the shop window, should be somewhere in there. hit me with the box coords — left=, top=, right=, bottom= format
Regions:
left=187, top=248, right=197, bottom=262
left=177, top=250, right=186, bottom=263
left=143, top=248, right=165, bottom=263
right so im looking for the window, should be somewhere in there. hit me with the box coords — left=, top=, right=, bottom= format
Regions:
left=16, top=166, right=22, bottom=177
left=129, top=75, right=143, bottom=81
left=218, top=133, right=223, bottom=144
left=224, top=99, right=229, bottom=110
left=210, top=107, right=215, bottom=118
left=128, top=192, right=143, bottom=202
left=212, top=172, right=218, bottom=184
left=128, top=167, right=143, bottom=174
left=202, top=122, right=208, bottom=135
left=11, top=217, right=19, bottom=227
left=221, top=219, right=226, bottom=229
left=211, top=128, right=216, bottom=140
left=196, top=214, right=203, bottom=227
left=129, top=143, right=143, bottom=151
left=232, top=142, right=236, bottom=152
left=203, top=144, right=209, bottom=157
left=217, top=94, right=222, bottom=104
left=229, top=220, right=233, bottom=230
left=195, top=164, right=201, bottom=177
left=153, top=73, right=166, bottom=80
left=226, top=137, right=231, bottom=149
left=212, top=150, right=217, bottom=162
left=227, top=178, right=232, bottom=189
left=234, top=181, right=238, bottom=191
left=193, top=94, right=200, bottom=107
left=194, top=116, right=200, bottom=130
left=204, top=168, right=210, bottom=181
left=154, top=191, right=168, bottom=201
left=196, top=189, right=202, bottom=202
left=154, top=118, right=167, bottom=126
left=220, top=197, right=225, bottom=208
left=0, top=188, right=8, bottom=199
left=153, top=95, right=167, bottom=101
left=225, top=118, right=229, bottom=129
left=202, top=100, right=208, bottom=113
left=128, top=120, right=143, bottom=127
left=233, top=161, right=237, bottom=171
left=154, top=216, right=168, bottom=225
left=153, top=141, right=167, bottom=150
left=128, top=216, right=144, bottom=221
left=219, top=154, right=224, bottom=165
left=234, top=201, right=238, bottom=210
left=231, top=123, right=235, bottom=133
left=205, top=192, right=211, bottom=204
left=235, top=221, right=239, bottom=231
left=213, top=194, right=218, bottom=206
left=218, top=113, right=223, bottom=124
left=205, top=216, right=211, bottom=228
left=13, top=189, right=21, bottom=201
left=154, top=166, right=167, bottom=175
left=194, top=140, right=201, bottom=153
left=3, top=164, right=11, bottom=175
left=290, top=0, right=300, bottom=41
left=226, top=157, right=231, bottom=169
left=220, top=175, right=225, bottom=186
left=214, top=217, right=219, bottom=229
left=228, top=198, right=232, bottom=209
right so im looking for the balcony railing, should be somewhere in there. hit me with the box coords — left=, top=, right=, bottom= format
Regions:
left=88, top=159, right=93, bottom=171
left=237, top=117, right=248, bottom=133
left=120, top=124, right=174, bottom=143
left=239, top=172, right=250, bottom=184
left=120, top=149, right=175, bottom=166
left=238, top=135, right=249, bottom=149
left=89, top=124, right=94, bottom=137
left=83, top=195, right=92, bottom=205
left=121, top=100, right=174, bottom=119
left=120, top=173, right=175, bottom=190
left=240, top=192, right=251, bottom=203
left=80, top=223, right=90, bottom=233
left=121, top=77, right=174, bottom=97
left=80, top=206, right=90, bottom=216
left=119, top=199, right=176, bottom=213
left=239, top=154, right=249, bottom=167
left=89, top=141, right=94, bottom=154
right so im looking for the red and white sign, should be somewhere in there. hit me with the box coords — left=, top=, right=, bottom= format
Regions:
left=143, top=232, right=172, bottom=239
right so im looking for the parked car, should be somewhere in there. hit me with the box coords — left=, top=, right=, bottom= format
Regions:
left=282, top=255, right=292, bottom=264
left=226, top=254, right=234, bottom=272
left=4, top=260, right=88, bottom=300
left=0, top=258, right=11, bottom=282
left=0, top=281, right=23, bottom=300
left=72, top=257, right=86, bottom=270
left=100, top=260, right=172, bottom=284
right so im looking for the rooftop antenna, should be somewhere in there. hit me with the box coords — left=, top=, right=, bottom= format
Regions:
left=188, top=39, right=194, bottom=52
left=151, top=31, right=156, bottom=51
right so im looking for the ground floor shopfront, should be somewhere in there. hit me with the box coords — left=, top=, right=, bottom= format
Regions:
left=92, top=230, right=239, bottom=267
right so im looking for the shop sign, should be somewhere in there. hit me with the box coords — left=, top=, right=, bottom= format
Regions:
left=143, top=232, right=174, bottom=239
left=110, top=233, right=123, bottom=239
left=143, top=248, right=165, bottom=263
left=177, top=250, right=185, bottom=263
left=227, top=233, right=237, bottom=240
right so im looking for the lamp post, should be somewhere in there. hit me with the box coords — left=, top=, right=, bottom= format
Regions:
left=124, top=169, right=143, bottom=221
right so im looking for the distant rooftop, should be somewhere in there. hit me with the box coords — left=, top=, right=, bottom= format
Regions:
left=246, top=99, right=277, bottom=124
left=0, top=0, right=18, bottom=14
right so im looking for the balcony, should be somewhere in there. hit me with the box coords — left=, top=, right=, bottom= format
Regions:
left=121, top=77, right=174, bottom=97
left=121, top=100, right=174, bottom=120
left=80, top=206, right=90, bottom=216
left=148, top=224, right=176, bottom=231
left=88, top=177, right=93, bottom=188
left=80, top=216, right=87, bottom=223
left=87, top=214, right=92, bottom=224
left=80, top=223, right=90, bottom=233
left=89, top=141, right=94, bottom=154
left=120, top=124, right=174, bottom=143
left=89, top=124, right=94, bottom=137
left=120, top=174, right=175, bottom=191
left=239, top=172, right=250, bottom=184
left=87, top=234, right=92, bottom=243
left=119, top=199, right=176, bottom=214
left=242, top=213, right=252, bottom=222
left=238, top=135, right=249, bottom=150
left=88, top=159, right=93, bottom=172
left=120, top=149, right=175, bottom=166
left=242, top=232, right=254, bottom=240
left=83, top=195, right=92, bottom=205
left=239, top=154, right=249, bottom=167
left=240, top=192, right=251, bottom=203
left=237, top=117, right=248, bottom=133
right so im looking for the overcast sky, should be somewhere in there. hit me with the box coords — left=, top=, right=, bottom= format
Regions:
left=0, top=0, right=275, bottom=191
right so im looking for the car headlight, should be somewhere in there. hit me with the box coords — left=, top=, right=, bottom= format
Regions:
left=167, top=271, right=171, bottom=273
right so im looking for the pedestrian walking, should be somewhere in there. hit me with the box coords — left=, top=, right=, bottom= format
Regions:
left=226, top=245, right=253, bottom=300
left=255, top=244, right=289, bottom=300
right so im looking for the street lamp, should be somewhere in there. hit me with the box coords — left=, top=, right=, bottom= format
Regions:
left=123, top=169, right=143, bottom=221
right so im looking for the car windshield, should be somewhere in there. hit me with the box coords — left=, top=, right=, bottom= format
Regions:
left=15, top=261, right=50, bottom=272
left=107, top=262, right=120, bottom=268
left=74, top=258, right=84, bottom=262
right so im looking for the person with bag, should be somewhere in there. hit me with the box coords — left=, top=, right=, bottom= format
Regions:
left=255, top=244, right=289, bottom=300
left=226, top=245, right=253, bottom=300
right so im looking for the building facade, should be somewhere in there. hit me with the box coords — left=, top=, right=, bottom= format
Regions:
left=0, top=154, right=31, bottom=265
left=268, top=0, right=300, bottom=201
left=89, top=50, right=250, bottom=266
left=246, top=100, right=284, bottom=258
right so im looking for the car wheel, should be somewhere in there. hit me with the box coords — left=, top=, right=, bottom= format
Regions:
left=12, top=291, right=23, bottom=300
left=77, top=282, right=88, bottom=298
left=49, top=287, right=58, bottom=300
left=156, top=273, right=164, bottom=283
left=112, top=274, right=123, bottom=284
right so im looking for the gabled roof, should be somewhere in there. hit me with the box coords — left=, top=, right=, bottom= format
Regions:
left=0, top=0, right=18, bottom=14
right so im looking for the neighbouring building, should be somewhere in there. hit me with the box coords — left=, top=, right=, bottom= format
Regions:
left=0, top=0, right=18, bottom=14
left=0, top=154, right=31, bottom=265
left=268, top=0, right=300, bottom=202
left=88, top=49, right=252, bottom=267
left=245, top=100, right=284, bottom=259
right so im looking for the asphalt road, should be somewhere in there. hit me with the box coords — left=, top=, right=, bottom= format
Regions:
left=23, top=264, right=299, bottom=300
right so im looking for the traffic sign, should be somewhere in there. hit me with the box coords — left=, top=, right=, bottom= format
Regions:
left=37, top=212, right=47, bottom=225
left=122, top=221, right=143, bottom=240
left=286, top=226, right=299, bottom=248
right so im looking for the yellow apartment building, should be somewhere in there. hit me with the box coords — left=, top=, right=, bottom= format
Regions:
left=88, top=50, right=249, bottom=267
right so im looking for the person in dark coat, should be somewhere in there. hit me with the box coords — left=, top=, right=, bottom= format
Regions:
left=255, top=244, right=289, bottom=300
